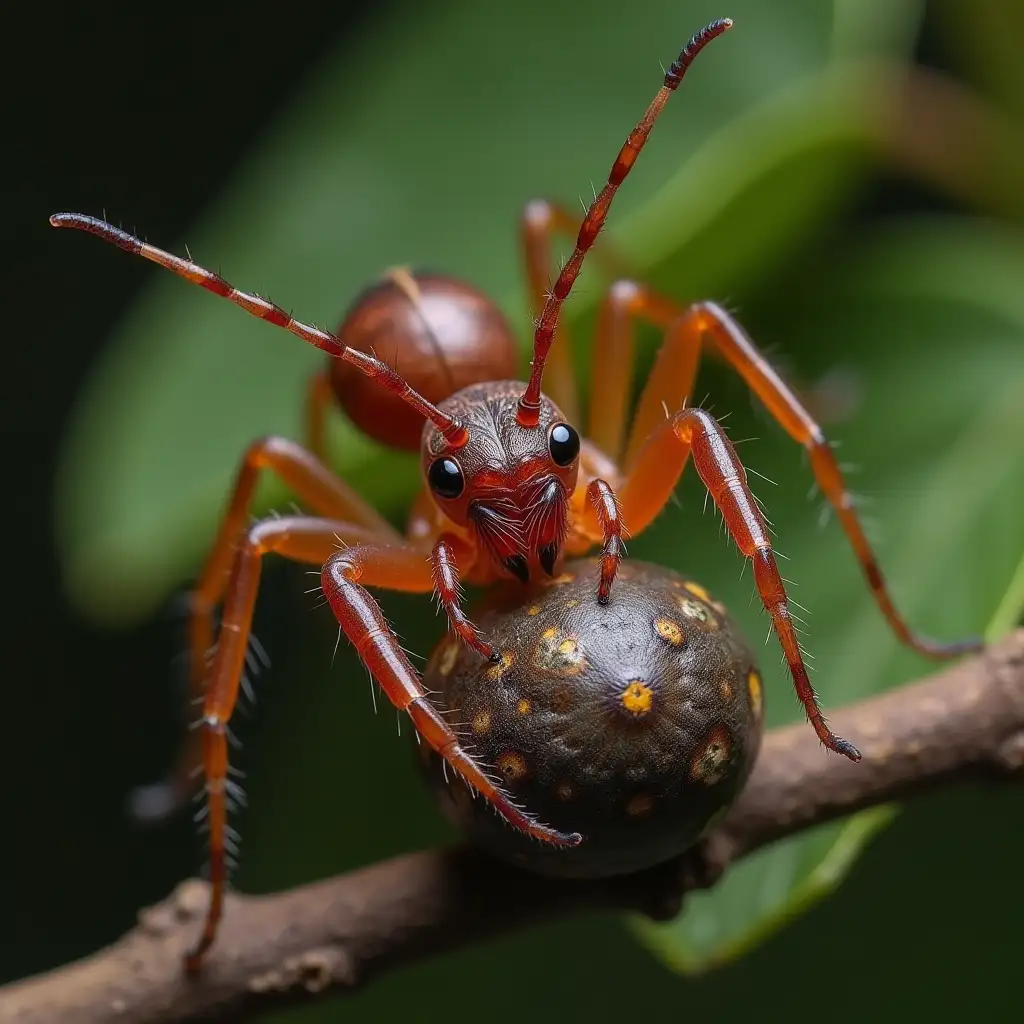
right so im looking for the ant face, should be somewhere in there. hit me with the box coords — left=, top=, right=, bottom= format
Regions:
left=421, top=381, right=580, bottom=583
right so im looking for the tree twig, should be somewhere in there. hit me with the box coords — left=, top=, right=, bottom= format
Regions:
left=3, top=630, right=1022, bottom=1024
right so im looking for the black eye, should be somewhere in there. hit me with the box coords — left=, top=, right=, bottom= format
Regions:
left=428, top=457, right=465, bottom=499
left=548, top=423, right=580, bottom=467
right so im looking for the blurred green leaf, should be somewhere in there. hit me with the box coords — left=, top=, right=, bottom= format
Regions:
left=55, top=0, right=925, bottom=624
left=630, top=216, right=1024, bottom=971
left=935, top=0, right=1024, bottom=122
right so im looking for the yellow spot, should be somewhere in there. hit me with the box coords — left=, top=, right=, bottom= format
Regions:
left=554, top=780, right=575, bottom=801
left=676, top=595, right=719, bottom=630
left=621, top=679, right=654, bottom=715
left=747, top=670, right=763, bottom=718
left=471, top=709, right=492, bottom=734
left=486, top=650, right=514, bottom=680
left=517, top=698, right=531, bottom=715
left=691, top=726, right=731, bottom=785
left=565, top=599, right=580, bottom=609
left=526, top=605, right=542, bottom=616
left=684, top=581, right=712, bottom=602
left=546, top=573, right=575, bottom=587
left=534, top=629, right=586, bottom=675
left=437, top=640, right=459, bottom=677
left=720, top=679, right=733, bottom=700
left=626, top=793, right=654, bottom=818
left=654, top=618, right=684, bottom=645
left=497, top=751, right=528, bottom=782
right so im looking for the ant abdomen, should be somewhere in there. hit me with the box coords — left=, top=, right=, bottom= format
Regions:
left=419, top=557, right=764, bottom=877
left=329, top=270, right=520, bottom=450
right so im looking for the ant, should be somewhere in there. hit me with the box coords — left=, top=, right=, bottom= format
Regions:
left=51, top=17, right=980, bottom=970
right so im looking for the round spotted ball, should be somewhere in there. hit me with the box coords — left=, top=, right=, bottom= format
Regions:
left=418, top=557, right=764, bottom=878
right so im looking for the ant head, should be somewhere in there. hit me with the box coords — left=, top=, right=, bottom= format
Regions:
left=421, top=381, right=580, bottom=583
left=50, top=17, right=733, bottom=591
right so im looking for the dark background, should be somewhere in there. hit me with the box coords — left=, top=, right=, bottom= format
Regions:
left=4, top=2, right=1022, bottom=1022
left=4, top=0, right=379, bottom=973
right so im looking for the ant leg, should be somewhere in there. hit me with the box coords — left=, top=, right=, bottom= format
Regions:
left=321, top=541, right=578, bottom=845
left=682, top=301, right=980, bottom=656
left=191, top=437, right=398, bottom=676
left=587, top=280, right=697, bottom=464
left=185, top=515, right=399, bottom=969
left=305, top=368, right=334, bottom=460
left=187, top=518, right=576, bottom=970
left=618, top=407, right=861, bottom=761
left=584, top=283, right=980, bottom=658
left=130, top=439, right=402, bottom=824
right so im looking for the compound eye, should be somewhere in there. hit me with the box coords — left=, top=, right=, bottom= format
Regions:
left=428, top=457, right=465, bottom=499
left=548, top=423, right=580, bottom=467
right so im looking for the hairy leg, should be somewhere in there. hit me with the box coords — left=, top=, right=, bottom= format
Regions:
left=585, top=283, right=980, bottom=659
left=617, top=407, right=861, bottom=761
left=130, top=439, right=401, bottom=824
left=188, top=519, right=565, bottom=969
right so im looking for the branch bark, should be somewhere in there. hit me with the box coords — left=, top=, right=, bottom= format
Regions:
left=4, top=630, right=1023, bottom=1024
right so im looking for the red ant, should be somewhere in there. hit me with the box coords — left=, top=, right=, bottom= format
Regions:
left=51, top=17, right=979, bottom=970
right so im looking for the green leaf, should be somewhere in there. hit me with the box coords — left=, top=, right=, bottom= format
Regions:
left=630, top=216, right=1024, bottom=972
left=934, top=0, right=1024, bottom=123
left=55, top=0, right=923, bottom=623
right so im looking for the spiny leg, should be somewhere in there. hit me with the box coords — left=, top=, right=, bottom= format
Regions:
left=321, top=541, right=579, bottom=850
left=190, top=438, right=399, bottom=683
left=588, top=284, right=980, bottom=658
left=329, top=547, right=580, bottom=773
left=516, top=18, right=733, bottom=425
left=655, top=303, right=984, bottom=657
left=188, top=518, right=573, bottom=968
left=130, top=439, right=403, bottom=825
left=619, top=407, right=861, bottom=761
left=186, top=515, right=397, bottom=969
left=583, top=277, right=830, bottom=465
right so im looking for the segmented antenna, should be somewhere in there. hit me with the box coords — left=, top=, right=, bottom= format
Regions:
left=516, top=17, right=734, bottom=427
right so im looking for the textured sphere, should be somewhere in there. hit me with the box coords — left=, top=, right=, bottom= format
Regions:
left=419, top=557, right=764, bottom=877
left=329, top=271, right=520, bottom=450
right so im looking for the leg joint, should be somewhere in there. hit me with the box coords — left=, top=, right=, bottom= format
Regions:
left=523, top=197, right=554, bottom=227
left=244, top=434, right=301, bottom=468
left=608, top=277, right=643, bottom=308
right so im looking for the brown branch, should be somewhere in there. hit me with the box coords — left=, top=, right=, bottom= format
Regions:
left=4, top=630, right=1023, bottom=1024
